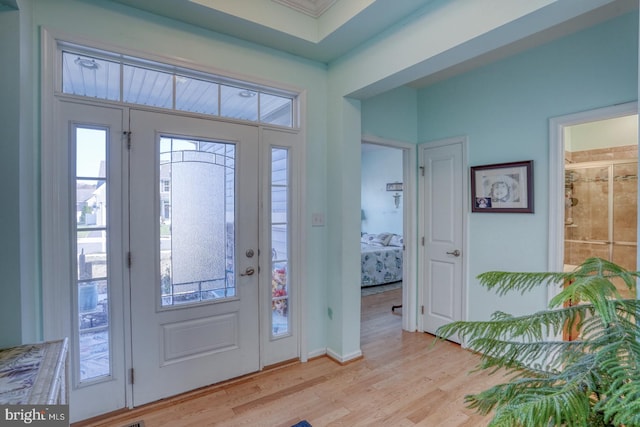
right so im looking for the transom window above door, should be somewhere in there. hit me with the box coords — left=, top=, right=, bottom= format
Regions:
left=59, top=42, right=297, bottom=128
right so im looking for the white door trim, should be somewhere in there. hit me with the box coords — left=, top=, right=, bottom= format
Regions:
left=361, top=134, right=417, bottom=332
left=417, top=136, right=469, bottom=334
left=548, top=102, right=637, bottom=304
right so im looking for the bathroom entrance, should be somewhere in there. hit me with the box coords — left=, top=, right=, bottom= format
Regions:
left=562, top=113, right=638, bottom=338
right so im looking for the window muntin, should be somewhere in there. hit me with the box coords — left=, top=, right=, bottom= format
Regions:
left=61, top=45, right=296, bottom=128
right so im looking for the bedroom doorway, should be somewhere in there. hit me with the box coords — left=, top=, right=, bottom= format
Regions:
left=360, top=139, right=416, bottom=332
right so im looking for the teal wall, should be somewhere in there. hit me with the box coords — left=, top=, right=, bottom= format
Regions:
left=416, top=12, right=638, bottom=321
left=361, top=85, right=418, bottom=143
left=0, top=8, right=23, bottom=347
left=361, top=147, right=403, bottom=235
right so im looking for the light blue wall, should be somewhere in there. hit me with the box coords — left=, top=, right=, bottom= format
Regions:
left=417, top=12, right=638, bottom=321
left=361, top=147, right=403, bottom=235
left=0, top=7, right=23, bottom=347
left=361, top=85, right=418, bottom=143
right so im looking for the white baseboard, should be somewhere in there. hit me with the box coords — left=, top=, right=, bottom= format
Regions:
left=326, top=347, right=362, bottom=364
left=307, top=347, right=327, bottom=359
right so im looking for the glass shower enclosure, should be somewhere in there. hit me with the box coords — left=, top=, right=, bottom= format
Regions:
left=564, top=160, right=637, bottom=299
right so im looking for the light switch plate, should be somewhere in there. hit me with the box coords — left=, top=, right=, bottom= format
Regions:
left=311, top=212, right=325, bottom=226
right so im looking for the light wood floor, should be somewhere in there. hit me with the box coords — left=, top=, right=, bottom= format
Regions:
left=75, top=288, right=504, bottom=426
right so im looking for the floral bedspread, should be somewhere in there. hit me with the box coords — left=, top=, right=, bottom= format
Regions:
left=361, top=243, right=403, bottom=287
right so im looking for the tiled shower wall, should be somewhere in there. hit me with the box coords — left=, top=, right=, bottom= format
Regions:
left=564, top=146, right=637, bottom=284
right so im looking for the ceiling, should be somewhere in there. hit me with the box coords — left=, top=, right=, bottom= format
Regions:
left=106, top=0, right=439, bottom=64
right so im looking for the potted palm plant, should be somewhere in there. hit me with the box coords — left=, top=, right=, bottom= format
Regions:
left=436, top=257, right=640, bottom=427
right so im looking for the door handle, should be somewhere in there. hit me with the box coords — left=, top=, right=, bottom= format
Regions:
left=240, top=267, right=255, bottom=276
left=446, top=249, right=461, bottom=257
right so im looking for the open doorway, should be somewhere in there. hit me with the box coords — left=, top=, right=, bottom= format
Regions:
left=562, top=113, right=638, bottom=340
left=360, top=140, right=413, bottom=331
left=549, top=103, right=638, bottom=340
left=549, top=103, right=638, bottom=275
left=563, top=114, right=638, bottom=281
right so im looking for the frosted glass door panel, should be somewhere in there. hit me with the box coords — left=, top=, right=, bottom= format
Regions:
left=160, top=138, right=236, bottom=306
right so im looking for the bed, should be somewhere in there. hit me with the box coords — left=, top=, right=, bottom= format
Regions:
left=360, top=232, right=403, bottom=287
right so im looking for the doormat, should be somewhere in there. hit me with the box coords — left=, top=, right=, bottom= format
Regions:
left=121, top=421, right=145, bottom=427
left=291, top=421, right=312, bottom=427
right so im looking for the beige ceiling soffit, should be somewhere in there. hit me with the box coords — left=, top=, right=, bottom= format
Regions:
left=272, top=0, right=338, bottom=18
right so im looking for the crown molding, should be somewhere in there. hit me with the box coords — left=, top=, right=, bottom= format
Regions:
left=272, top=0, right=337, bottom=18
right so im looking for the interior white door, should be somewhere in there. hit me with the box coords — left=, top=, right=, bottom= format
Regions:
left=421, top=141, right=465, bottom=341
left=129, top=110, right=260, bottom=406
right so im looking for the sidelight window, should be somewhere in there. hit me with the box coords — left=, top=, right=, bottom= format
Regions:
left=74, top=126, right=111, bottom=382
left=271, top=148, right=290, bottom=337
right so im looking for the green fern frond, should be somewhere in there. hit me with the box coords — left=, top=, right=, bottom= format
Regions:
left=476, top=270, right=570, bottom=296
left=435, top=258, right=640, bottom=427
left=480, top=381, right=592, bottom=427
left=436, top=304, right=591, bottom=344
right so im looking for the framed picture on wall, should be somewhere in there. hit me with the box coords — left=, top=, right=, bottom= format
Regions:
left=386, top=182, right=403, bottom=191
left=470, top=160, right=534, bottom=213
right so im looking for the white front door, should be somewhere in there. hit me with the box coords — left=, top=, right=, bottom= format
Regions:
left=128, top=110, right=260, bottom=405
left=420, top=140, right=466, bottom=341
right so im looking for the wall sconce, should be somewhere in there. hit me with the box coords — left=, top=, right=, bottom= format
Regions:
left=386, top=182, right=403, bottom=208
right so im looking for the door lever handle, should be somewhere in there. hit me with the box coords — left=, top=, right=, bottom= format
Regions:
left=240, top=267, right=255, bottom=276
left=446, top=249, right=461, bottom=257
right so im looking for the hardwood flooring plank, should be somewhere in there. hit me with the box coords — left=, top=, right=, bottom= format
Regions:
left=74, top=287, right=504, bottom=426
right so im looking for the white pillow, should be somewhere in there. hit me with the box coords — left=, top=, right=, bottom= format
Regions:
left=361, top=233, right=376, bottom=244
left=388, top=234, right=403, bottom=247
left=376, top=233, right=393, bottom=246
left=362, top=233, right=392, bottom=246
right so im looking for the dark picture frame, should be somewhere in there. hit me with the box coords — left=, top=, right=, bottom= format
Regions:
left=386, top=182, right=403, bottom=191
left=470, top=160, right=534, bottom=213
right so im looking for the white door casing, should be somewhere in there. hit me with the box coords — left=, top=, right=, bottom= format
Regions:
left=419, top=138, right=467, bottom=341
left=128, top=110, right=260, bottom=406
